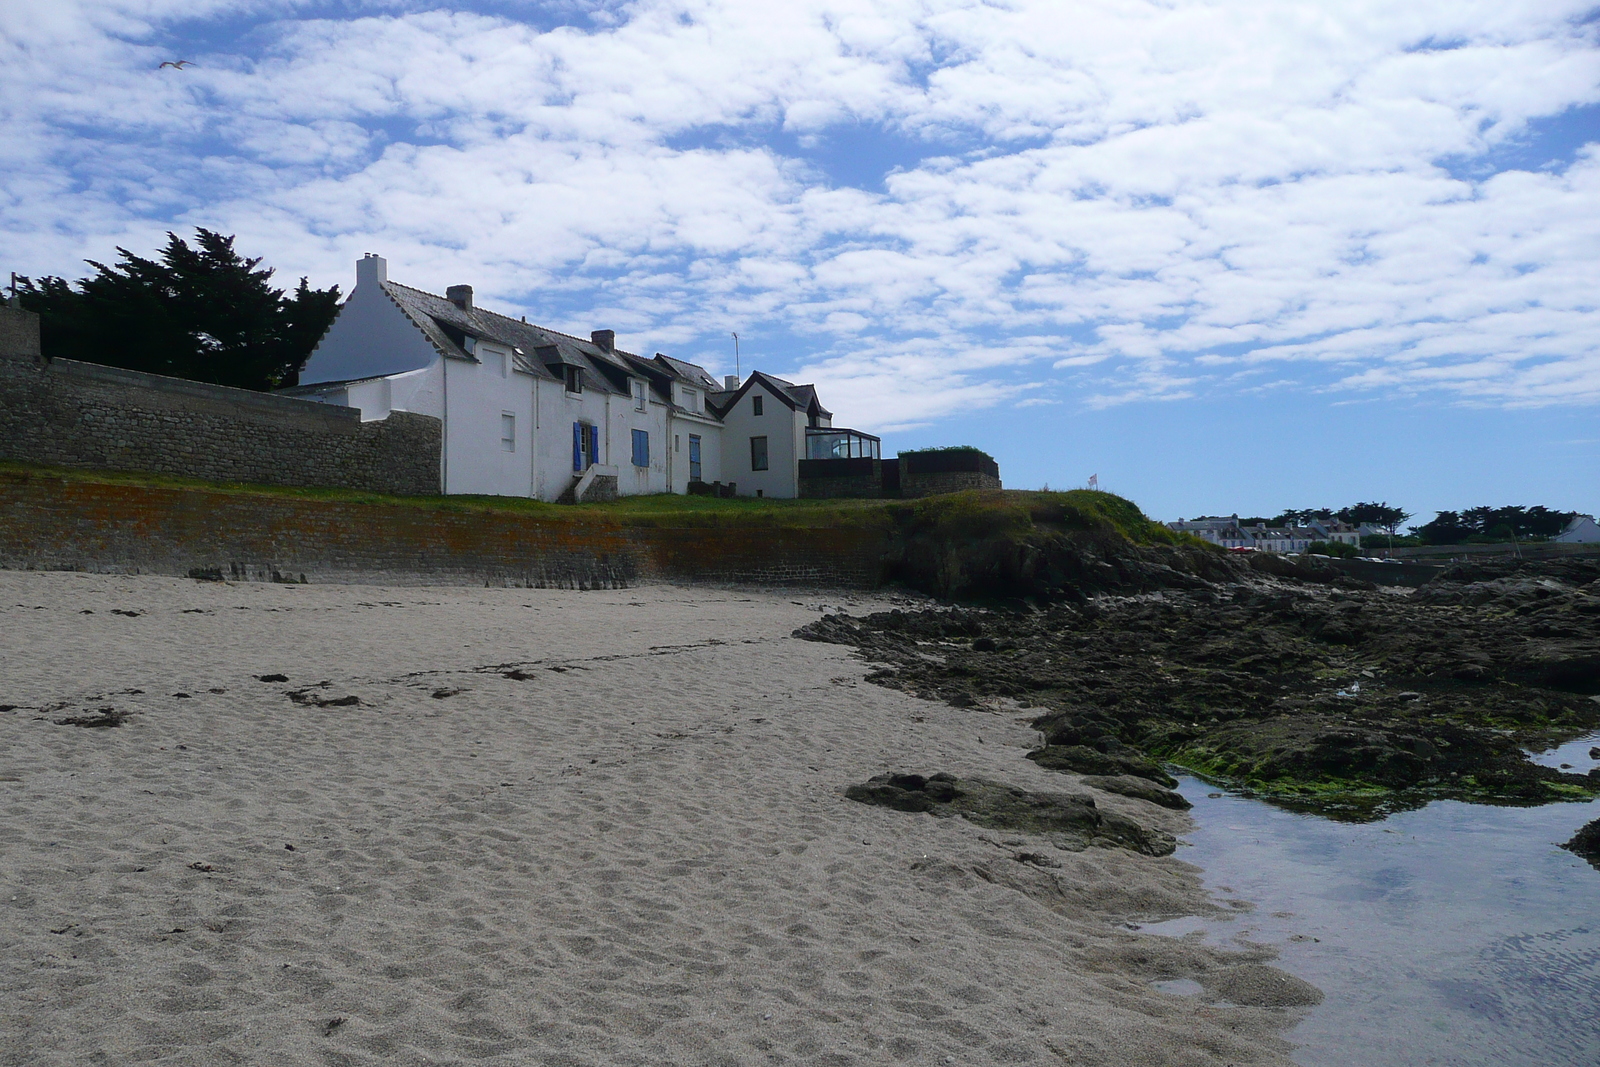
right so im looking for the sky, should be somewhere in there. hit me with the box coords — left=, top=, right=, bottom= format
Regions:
left=3, top=0, right=1597, bottom=525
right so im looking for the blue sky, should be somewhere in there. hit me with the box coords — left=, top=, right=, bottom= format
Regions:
left=4, top=0, right=1598, bottom=525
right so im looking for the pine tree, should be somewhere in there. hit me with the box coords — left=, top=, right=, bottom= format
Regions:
left=16, top=229, right=339, bottom=391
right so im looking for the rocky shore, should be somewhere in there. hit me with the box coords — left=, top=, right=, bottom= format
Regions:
left=801, top=557, right=1600, bottom=820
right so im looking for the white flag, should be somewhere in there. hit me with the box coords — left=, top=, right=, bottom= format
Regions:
left=1088, top=473, right=1098, bottom=489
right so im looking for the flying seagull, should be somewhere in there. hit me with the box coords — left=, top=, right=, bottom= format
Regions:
left=158, top=60, right=193, bottom=70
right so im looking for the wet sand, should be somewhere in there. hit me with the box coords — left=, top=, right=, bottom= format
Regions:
left=1, top=572, right=1312, bottom=1066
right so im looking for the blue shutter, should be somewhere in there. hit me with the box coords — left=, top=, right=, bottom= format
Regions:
left=589, top=424, right=600, bottom=466
left=572, top=422, right=582, bottom=472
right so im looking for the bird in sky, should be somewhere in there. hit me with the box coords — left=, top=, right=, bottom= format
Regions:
left=157, top=60, right=193, bottom=70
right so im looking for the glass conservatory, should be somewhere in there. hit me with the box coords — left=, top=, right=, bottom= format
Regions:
left=805, top=427, right=881, bottom=460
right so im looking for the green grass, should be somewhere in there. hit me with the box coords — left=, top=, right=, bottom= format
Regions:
left=1, top=460, right=1192, bottom=542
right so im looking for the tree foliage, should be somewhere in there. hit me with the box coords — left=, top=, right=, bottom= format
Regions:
left=16, top=229, right=339, bottom=391
left=1416, top=506, right=1579, bottom=544
left=1336, top=501, right=1410, bottom=535
left=1269, top=507, right=1334, bottom=526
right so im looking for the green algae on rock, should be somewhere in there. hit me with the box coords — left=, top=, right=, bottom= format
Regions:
left=805, top=558, right=1600, bottom=821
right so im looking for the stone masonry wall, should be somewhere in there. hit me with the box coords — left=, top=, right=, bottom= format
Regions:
left=0, top=470, right=889, bottom=589
left=0, top=347, right=440, bottom=497
left=899, top=470, right=1003, bottom=498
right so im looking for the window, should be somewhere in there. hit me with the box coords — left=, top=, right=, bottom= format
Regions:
left=632, top=379, right=647, bottom=411
left=752, top=395, right=763, bottom=416
left=500, top=412, right=515, bottom=452
left=565, top=366, right=582, bottom=394
left=750, top=435, right=768, bottom=471
left=682, top=387, right=700, bottom=413
left=689, top=434, right=702, bottom=482
left=674, top=434, right=681, bottom=453
left=631, top=429, right=650, bottom=468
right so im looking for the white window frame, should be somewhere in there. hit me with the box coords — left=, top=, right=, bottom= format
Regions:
left=500, top=411, right=516, bottom=452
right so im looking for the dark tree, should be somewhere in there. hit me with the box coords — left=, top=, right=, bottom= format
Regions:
left=1337, top=501, right=1411, bottom=536
left=16, top=229, right=339, bottom=391
left=1459, top=505, right=1577, bottom=540
left=1270, top=507, right=1334, bottom=526
left=1416, top=510, right=1473, bottom=545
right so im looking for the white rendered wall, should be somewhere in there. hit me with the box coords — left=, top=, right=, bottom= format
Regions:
left=667, top=414, right=722, bottom=493
left=298, top=257, right=440, bottom=386
left=441, top=344, right=535, bottom=497
left=718, top=383, right=800, bottom=498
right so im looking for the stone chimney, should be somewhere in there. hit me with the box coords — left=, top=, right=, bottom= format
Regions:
left=446, top=285, right=473, bottom=311
left=0, top=305, right=42, bottom=361
left=356, top=253, right=387, bottom=287
left=724, top=374, right=739, bottom=390
left=591, top=329, right=615, bottom=353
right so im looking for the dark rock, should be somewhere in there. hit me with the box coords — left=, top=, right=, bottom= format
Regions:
left=1561, top=817, right=1600, bottom=868
left=52, top=707, right=130, bottom=728
left=1078, top=774, right=1192, bottom=810
left=256, top=674, right=288, bottom=683
left=187, top=568, right=225, bottom=582
left=802, top=554, right=1600, bottom=819
left=1027, top=745, right=1178, bottom=788
left=845, top=772, right=1175, bottom=855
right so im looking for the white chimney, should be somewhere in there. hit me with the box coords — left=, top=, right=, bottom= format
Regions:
left=724, top=374, right=739, bottom=390
left=355, top=253, right=387, bottom=287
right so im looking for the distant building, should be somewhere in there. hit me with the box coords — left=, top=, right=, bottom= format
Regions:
left=1306, top=518, right=1361, bottom=547
left=1168, top=515, right=1333, bottom=553
left=1553, top=515, right=1600, bottom=543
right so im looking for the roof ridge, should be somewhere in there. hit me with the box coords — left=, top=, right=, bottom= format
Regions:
left=382, top=280, right=639, bottom=359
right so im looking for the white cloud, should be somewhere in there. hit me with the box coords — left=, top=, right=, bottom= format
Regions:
left=3, top=0, right=1599, bottom=428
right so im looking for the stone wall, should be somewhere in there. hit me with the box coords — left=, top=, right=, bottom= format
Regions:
left=0, top=469, right=889, bottom=589
left=798, top=458, right=883, bottom=498
left=900, top=470, right=1003, bottom=498
left=0, top=323, right=441, bottom=496
left=898, top=449, right=1002, bottom=498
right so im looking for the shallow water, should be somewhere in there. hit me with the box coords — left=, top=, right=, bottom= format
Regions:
left=1526, top=729, right=1600, bottom=772
left=1151, top=776, right=1600, bottom=1067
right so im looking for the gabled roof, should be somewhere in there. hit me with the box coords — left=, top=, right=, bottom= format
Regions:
left=708, top=370, right=832, bottom=420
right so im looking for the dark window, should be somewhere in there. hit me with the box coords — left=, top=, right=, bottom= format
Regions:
left=752, top=395, right=763, bottom=416
left=565, top=366, right=582, bottom=393
left=750, top=435, right=768, bottom=471
left=688, top=434, right=702, bottom=481
left=631, top=429, right=649, bottom=468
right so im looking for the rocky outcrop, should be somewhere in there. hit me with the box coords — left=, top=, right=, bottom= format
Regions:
left=844, top=773, right=1177, bottom=856
left=804, top=560, right=1600, bottom=818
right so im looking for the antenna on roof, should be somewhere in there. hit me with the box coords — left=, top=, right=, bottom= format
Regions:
left=731, top=331, right=740, bottom=381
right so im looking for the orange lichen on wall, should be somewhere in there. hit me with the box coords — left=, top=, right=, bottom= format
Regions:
left=0, top=470, right=888, bottom=589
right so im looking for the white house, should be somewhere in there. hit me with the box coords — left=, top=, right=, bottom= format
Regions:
left=286, top=255, right=865, bottom=501
left=1554, top=515, right=1600, bottom=543
left=1167, top=516, right=1326, bottom=553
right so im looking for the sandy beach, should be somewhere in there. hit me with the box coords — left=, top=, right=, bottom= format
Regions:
left=1, top=572, right=1315, bottom=1066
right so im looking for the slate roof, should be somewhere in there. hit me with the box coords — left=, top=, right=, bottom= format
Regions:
left=708, top=370, right=832, bottom=420
left=382, top=281, right=644, bottom=398
left=363, top=278, right=768, bottom=418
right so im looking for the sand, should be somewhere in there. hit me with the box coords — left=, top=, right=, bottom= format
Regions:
left=0, top=572, right=1314, bottom=1066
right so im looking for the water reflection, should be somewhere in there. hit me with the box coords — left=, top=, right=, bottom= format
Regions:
left=1157, top=777, right=1600, bottom=1066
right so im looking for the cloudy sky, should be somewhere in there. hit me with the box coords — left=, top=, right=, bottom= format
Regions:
left=4, top=0, right=1597, bottom=522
